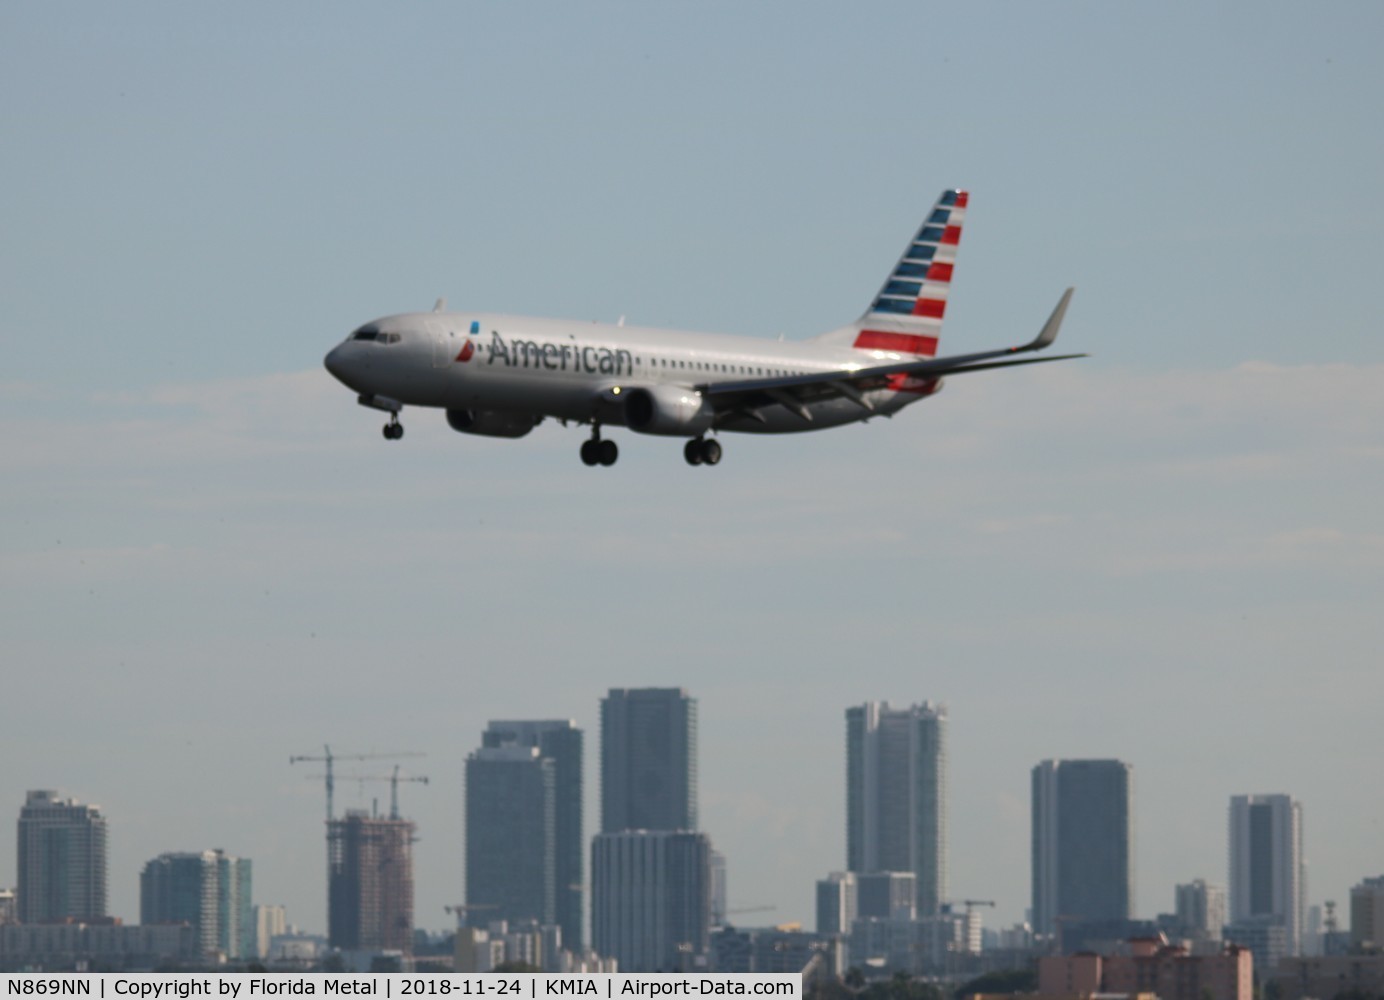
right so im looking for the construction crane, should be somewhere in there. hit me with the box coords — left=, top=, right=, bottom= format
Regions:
left=717, top=904, right=776, bottom=927
left=288, top=745, right=425, bottom=822
left=305, top=766, right=430, bottom=820
left=962, top=899, right=996, bottom=914
left=387, top=765, right=427, bottom=820
left=726, top=905, right=777, bottom=917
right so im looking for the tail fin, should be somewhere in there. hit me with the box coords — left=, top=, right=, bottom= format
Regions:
left=813, top=189, right=968, bottom=358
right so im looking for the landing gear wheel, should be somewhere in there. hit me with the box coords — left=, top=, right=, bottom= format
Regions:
left=684, top=439, right=704, bottom=466
left=699, top=438, right=722, bottom=466
left=580, top=440, right=600, bottom=466
left=382, top=421, right=404, bottom=440
left=598, top=439, right=618, bottom=466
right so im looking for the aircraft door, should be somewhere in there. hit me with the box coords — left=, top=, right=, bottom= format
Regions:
left=427, top=321, right=452, bottom=368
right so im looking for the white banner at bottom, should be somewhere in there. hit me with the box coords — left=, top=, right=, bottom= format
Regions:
left=0, top=975, right=801, bottom=1000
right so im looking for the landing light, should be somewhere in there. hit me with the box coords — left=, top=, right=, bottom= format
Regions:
left=611, top=386, right=622, bottom=395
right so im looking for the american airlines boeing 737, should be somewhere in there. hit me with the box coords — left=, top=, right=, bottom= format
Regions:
left=324, top=190, right=1082, bottom=467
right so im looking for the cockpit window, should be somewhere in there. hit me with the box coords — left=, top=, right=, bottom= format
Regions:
left=351, top=328, right=401, bottom=344
left=353, top=329, right=378, bottom=341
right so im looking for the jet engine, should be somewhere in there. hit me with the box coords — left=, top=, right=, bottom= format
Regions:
left=445, top=409, right=541, bottom=438
left=623, top=384, right=715, bottom=436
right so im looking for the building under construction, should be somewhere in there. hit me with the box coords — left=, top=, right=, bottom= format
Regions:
left=327, top=811, right=415, bottom=956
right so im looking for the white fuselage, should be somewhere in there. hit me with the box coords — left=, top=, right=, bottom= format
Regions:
left=324, top=311, right=939, bottom=434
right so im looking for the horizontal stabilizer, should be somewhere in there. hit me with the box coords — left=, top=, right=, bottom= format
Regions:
left=700, top=288, right=1082, bottom=415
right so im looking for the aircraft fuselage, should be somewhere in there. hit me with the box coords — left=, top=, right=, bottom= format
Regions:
left=324, top=312, right=928, bottom=435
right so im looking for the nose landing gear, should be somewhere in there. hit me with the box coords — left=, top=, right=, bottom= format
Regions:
left=580, top=426, right=618, bottom=467
left=382, top=416, right=404, bottom=440
left=684, top=437, right=721, bottom=466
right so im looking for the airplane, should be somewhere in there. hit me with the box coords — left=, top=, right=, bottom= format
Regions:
left=323, top=190, right=1083, bottom=467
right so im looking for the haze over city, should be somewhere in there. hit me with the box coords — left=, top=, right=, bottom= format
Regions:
left=3, top=0, right=1382, bottom=945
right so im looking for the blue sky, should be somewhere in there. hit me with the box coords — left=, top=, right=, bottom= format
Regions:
left=3, top=2, right=1382, bottom=938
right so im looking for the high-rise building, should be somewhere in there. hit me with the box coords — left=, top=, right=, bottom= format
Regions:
left=816, top=872, right=857, bottom=935
left=16, top=790, right=108, bottom=924
left=254, top=904, right=287, bottom=960
left=1351, top=876, right=1384, bottom=950
left=141, top=852, right=217, bottom=955
left=1031, top=759, right=1134, bottom=936
left=1176, top=878, right=1228, bottom=944
left=856, top=871, right=917, bottom=921
left=601, top=688, right=697, bottom=834
left=482, top=719, right=584, bottom=949
left=215, top=851, right=253, bottom=960
left=845, top=701, right=947, bottom=915
left=709, top=850, right=727, bottom=927
left=591, top=830, right=711, bottom=973
left=140, top=849, right=252, bottom=959
left=466, top=745, right=556, bottom=932
left=1228, top=794, right=1303, bottom=957
left=328, top=811, right=415, bottom=955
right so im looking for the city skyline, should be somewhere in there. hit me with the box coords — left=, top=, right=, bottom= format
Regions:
left=3, top=1, right=1382, bottom=945
left=5, top=703, right=1355, bottom=951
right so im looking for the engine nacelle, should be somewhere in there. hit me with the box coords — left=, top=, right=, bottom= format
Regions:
left=445, top=409, right=540, bottom=438
left=623, top=384, right=715, bottom=436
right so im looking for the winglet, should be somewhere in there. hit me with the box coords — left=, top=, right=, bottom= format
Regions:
left=1028, top=287, right=1074, bottom=351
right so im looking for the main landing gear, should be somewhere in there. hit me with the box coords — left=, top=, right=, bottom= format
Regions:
left=684, top=437, right=722, bottom=466
left=382, top=415, right=404, bottom=440
left=580, top=426, right=618, bottom=467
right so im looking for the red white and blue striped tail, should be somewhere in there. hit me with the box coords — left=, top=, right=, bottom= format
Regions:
left=813, top=189, right=967, bottom=362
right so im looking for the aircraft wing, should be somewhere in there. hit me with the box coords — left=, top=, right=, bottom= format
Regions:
left=697, top=288, right=1082, bottom=422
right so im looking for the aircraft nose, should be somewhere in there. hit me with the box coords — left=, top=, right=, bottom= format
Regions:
left=324, top=344, right=349, bottom=383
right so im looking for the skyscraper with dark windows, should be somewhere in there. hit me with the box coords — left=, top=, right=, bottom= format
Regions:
left=1228, top=793, right=1303, bottom=959
left=591, top=829, right=711, bottom=972
left=480, top=719, right=584, bottom=949
left=845, top=701, right=948, bottom=915
left=1031, top=759, right=1133, bottom=936
left=596, top=689, right=707, bottom=969
left=140, top=849, right=252, bottom=959
left=16, top=790, right=108, bottom=924
left=816, top=872, right=857, bottom=935
left=466, top=745, right=557, bottom=932
left=601, top=688, right=697, bottom=834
